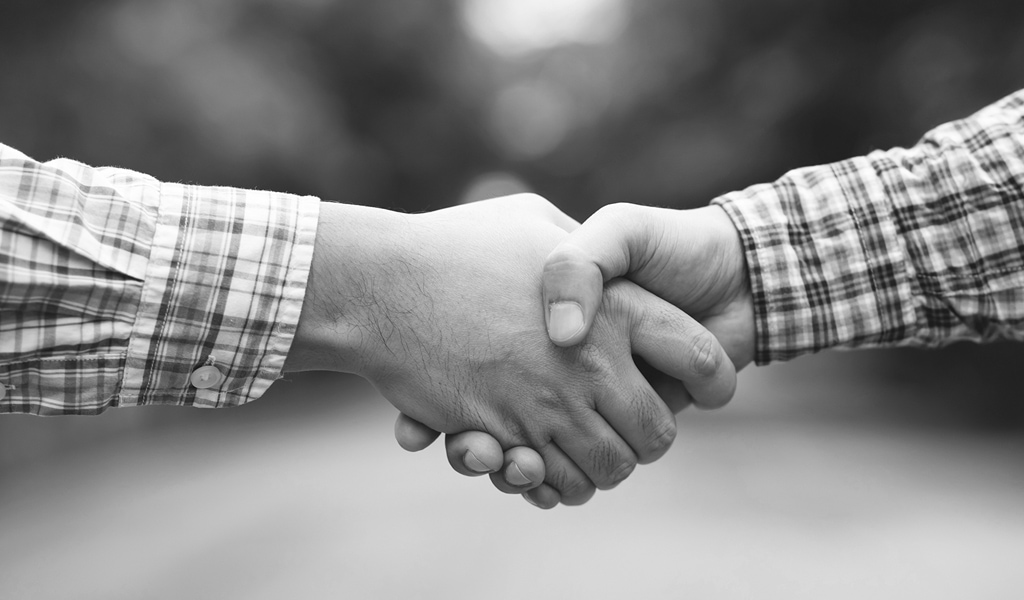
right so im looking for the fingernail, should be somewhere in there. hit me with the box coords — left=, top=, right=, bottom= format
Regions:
left=523, top=493, right=541, bottom=508
left=548, top=302, right=585, bottom=343
left=506, top=461, right=531, bottom=486
left=464, top=450, right=492, bottom=474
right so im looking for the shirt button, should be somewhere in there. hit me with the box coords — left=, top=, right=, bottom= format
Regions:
left=190, top=366, right=224, bottom=389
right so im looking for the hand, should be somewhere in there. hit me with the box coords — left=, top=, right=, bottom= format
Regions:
left=542, top=203, right=753, bottom=369
left=396, top=203, right=753, bottom=507
left=395, top=355, right=699, bottom=507
left=289, top=195, right=736, bottom=503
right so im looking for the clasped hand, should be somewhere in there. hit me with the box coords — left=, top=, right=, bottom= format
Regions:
left=291, top=194, right=752, bottom=508
left=390, top=197, right=755, bottom=508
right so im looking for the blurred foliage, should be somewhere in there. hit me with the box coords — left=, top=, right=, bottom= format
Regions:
left=4, top=0, right=1024, bottom=213
left=2, top=0, right=1024, bottom=428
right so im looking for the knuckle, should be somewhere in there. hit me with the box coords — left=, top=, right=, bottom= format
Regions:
left=604, top=457, right=637, bottom=490
left=517, top=192, right=548, bottom=206
left=514, top=193, right=558, bottom=217
left=573, top=342, right=610, bottom=377
left=532, top=389, right=564, bottom=414
left=599, top=280, right=639, bottom=319
left=690, top=330, right=722, bottom=379
left=561, top=476, right=594, bottom=500
left=498, top=414, right=531, bottom=447
left=550, top=469, right=594, bottom=500
left=627, top=387, right=677, bottom=462
left=596, top=202, right=633, bottom=221
left=534, top=390, right=587, bottom=427
left=641, top=415, right=677, bottom=463
left=559, top=484, right=597, bottom=506
left=589, top=439, right=637, bottom=490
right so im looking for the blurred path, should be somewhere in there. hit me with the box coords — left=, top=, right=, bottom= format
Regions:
left=2, top=357, right=1024, bottom=600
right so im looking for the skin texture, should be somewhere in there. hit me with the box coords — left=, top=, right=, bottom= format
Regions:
left=540, top=204, right=753, bottom=368
left=287, top=195, right=737, bottom=503
left=395, top=203, right=755, bottom=508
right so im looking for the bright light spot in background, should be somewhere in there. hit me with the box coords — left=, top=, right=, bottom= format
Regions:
left=489, top=81, right=573, bottom=159
left=459, top=172, right=532, bottom=204
left=461, top=0, right=628, bottom=56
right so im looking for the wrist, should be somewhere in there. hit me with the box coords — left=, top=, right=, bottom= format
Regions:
left=285, top=202, right=411, bottom=375
left=692, top=204, right=756, bottom=368
left=695, top=205, right=750, bottom=303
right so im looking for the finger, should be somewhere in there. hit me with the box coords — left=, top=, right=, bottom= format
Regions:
left=444, top=431, right=504, bottom=476
left=592, top=361, right=678, bottom=465
left=394, top=413, right=442, bottom=452
left=635, top=356, right=694, bottom=414
left=488, top=446, right=546, bottom=493
left=542, top=204, right=655, bottom=347
left=537, top=442, right=597, bottom=505
left=613, top=281, right=738, bottom=410
left=523, top=484, right=561, bottom=509
left=552, top=409, right=638, bottom=491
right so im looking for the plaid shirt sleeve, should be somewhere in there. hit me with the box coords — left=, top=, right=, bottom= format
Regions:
left=713, top=89, right=1024, bottom=365
left=0, top=144, right=319, bottom=415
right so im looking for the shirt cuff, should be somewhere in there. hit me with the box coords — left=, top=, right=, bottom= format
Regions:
left=119, top=182, right=320, bottom=408
left=712, top=158, right=918, bottom=365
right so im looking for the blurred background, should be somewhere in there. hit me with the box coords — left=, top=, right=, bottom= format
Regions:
left=3, top=0, right=1024, bottom=597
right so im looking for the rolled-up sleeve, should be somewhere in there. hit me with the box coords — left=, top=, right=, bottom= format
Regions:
left=713, top=89, right=1024, bottom=364
left=0, top=144, right=319, bottom=415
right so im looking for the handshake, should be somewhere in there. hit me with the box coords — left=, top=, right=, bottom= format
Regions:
left=287, top=194, right=755, bottom=509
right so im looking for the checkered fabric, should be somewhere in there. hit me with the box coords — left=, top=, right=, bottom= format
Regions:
left=715, top=89, right=1024, bottom=364
left=0, top=144, right=319, bottom=414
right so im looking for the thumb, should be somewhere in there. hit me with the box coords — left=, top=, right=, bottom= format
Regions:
left=543, top=204, right=654, bottom=347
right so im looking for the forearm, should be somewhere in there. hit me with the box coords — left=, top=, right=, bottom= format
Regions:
left=0, top=143, right=318, bottom=414
left=714, top=89, right=1024, bottom=364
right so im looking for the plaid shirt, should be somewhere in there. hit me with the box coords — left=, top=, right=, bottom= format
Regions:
left=715, top=89, right=1024, bottom=364
left=0, top=144, right=319, bottom=415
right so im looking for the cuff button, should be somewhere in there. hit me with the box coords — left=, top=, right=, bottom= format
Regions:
left=190, top=366, right=224, bottom=389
